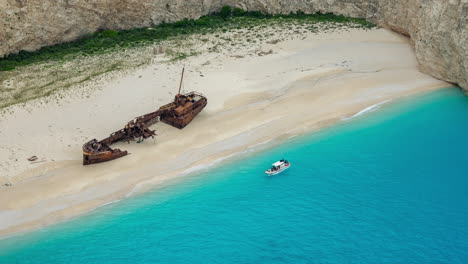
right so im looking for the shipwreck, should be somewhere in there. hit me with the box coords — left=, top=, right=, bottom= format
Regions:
left=82, top=68, right=207, bottom=165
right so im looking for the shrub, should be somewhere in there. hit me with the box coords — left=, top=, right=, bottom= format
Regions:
left=220, top=6, right=232, bottom=19
left=195, top=17, right=210, bottom=26
left=295, top=10, right=306, bottom=16
left=232, top=8, right=245, bottom=17
left=0, top=64, right=15, bottom=71
left=100, top=30, right=119, bottom=38
left=245, top=10, right=264, bottom=18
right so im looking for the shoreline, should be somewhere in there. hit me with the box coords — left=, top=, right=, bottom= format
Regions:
left=0, top=27, right=451, bottom=238
left=0, top=86, right=449, bottom=239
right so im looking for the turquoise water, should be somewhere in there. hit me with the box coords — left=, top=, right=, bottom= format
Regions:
left=1, top=88, right=468, bottom=264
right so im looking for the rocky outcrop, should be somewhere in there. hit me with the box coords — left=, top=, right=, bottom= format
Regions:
left=374, top=0, right=467, bottom=92
left=0, top=0, right=466, bottom=89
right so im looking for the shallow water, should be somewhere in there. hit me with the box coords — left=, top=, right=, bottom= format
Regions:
left=1, top=88, right=467, bottom=264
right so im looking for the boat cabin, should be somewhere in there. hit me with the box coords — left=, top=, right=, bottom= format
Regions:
left=270, top=160, right=289, bottom=171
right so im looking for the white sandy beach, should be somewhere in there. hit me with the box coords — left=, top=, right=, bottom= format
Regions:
left=0, top=27, right=450, bottom=237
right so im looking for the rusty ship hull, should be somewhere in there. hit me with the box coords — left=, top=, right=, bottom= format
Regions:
left=83, top=145, right=128, bottom=165
left=160, top=92, right=208, bottom=129
left=83, top=92, right=207, bottom=165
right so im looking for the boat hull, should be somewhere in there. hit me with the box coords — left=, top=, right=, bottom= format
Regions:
left=160, top=97, right=207, bottom=129
left=265, top=163, right=290, bottom=176
left=83, top=149, right=128, bottom=165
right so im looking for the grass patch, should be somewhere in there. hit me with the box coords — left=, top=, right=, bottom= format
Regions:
left=0, top=61, right=125, bottom=109
left=0, top=7, right=375, bottom=72
left=0, top=7, right=376, bottom=110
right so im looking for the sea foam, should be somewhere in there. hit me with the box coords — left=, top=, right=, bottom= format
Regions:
left=343, top=99, right=392, bottom=120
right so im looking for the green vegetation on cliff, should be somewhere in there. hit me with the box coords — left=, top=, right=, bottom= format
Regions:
left=0, top=7, right=375, bottom=72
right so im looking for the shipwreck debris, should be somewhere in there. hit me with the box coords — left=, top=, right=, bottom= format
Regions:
left=82, top=68, right=207, bottom=165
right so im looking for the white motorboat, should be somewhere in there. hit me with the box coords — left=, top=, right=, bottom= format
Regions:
left=265, top=159, right=291, bottom=175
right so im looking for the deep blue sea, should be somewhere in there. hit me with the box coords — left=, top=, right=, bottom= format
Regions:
left=1, top=88, right=467, bottom=264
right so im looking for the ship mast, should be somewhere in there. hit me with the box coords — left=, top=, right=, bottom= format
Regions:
left=176, top=67, right=185, bottom=105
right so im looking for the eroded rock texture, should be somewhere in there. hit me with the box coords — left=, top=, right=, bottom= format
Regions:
left=0, top=0, right=466, bottom=89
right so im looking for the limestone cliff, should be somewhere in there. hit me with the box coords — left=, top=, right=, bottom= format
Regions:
left=0, top=0, right=466, bottom=89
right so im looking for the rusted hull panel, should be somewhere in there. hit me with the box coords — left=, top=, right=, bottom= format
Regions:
left=83, top=150, right=128, bottom=165
left=82, top=139, right=129, bottom=165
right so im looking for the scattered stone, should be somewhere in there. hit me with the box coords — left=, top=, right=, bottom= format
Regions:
left=27, top=156, right=38, bottom=161
left=267, top=39, right=281, bottom=45
left=257, top=49, right=274, bottom=56
left=153, top=46, right=166, bottom=55
left=153, top=45, right=166, bottom=55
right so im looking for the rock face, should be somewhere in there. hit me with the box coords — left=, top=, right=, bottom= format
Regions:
left=0, top=0, right=466, bottom=89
